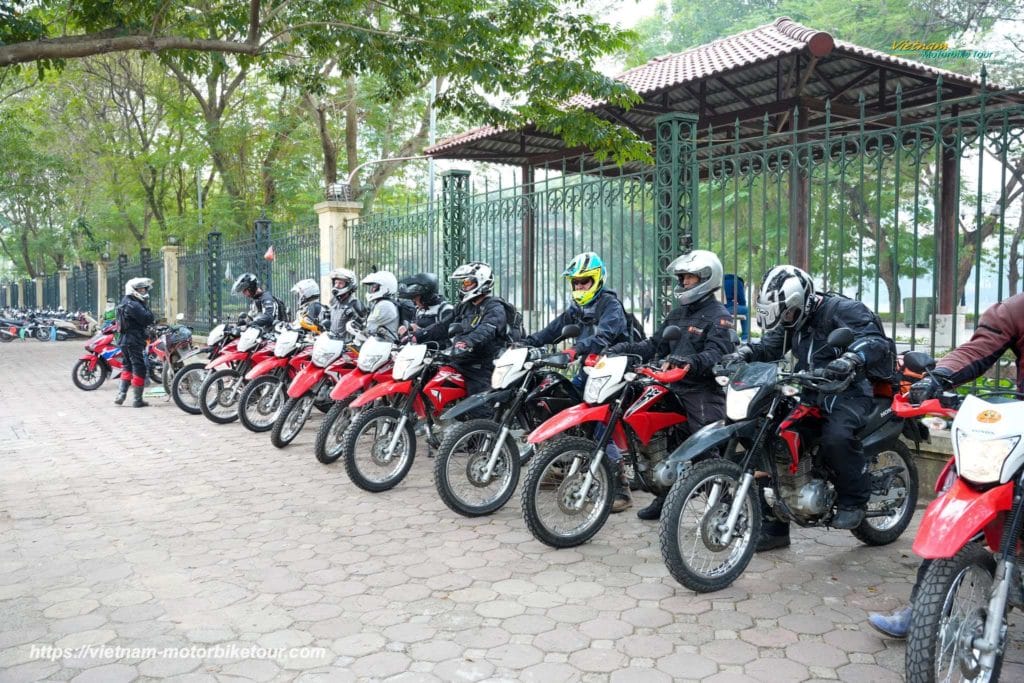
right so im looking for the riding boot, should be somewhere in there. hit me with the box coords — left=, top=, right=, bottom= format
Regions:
left=131, top=385, right=149, bottom=408
left=113, top=380, right=130, bottom=405
left=755, top=479, right=790, bottom=552
left=611, top=461, right=632, bottom=513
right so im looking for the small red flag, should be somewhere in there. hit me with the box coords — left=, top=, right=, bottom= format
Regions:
left=264, top=245, right=276, bottom=261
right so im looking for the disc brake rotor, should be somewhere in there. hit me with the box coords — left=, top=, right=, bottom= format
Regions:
left=954, top=606, right=989, bottom=679
left=555, top=472, right=597, bottom=515
left=465, top=450, right=502, bottom=487
left=700, top=501, right=737, bottom=552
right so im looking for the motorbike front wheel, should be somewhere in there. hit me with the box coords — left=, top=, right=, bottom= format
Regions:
left=340, top=405, right=416, bottom=492
left=521, top=436, right=614, bottom=548
left=659, top=458, right=759, bottom=593
left=238, top=375, right=286, bottom=432
left=906, top=542, right=1002, bottom=683
left=171, top=363, right=208, bottom=415
left=313, top=400, right=355, bottom=464
left=435, top=419, right=520, bottom=517
left=199, top=368, right=243, bottom=424
left=271, top=395, right=315, bottom=448
left=71, top=358, right=109, bottom=391
left=851, top=440, right=919, bottom=546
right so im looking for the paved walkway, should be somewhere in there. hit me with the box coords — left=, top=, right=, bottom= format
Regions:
left=1, top=342, right=1022, bottom=682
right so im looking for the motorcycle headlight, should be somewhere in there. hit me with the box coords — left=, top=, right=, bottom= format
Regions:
left=583, top=375, right=610, bottom=404
left=726, top=387, right=758, bottom=421
left=357, top=351, right=386, bottom=371
left=955, top=430, right=1020, bottom=484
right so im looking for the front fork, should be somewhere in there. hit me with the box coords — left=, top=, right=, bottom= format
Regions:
left=383, top=373, right=431, bottom=460
left=481, top=382, right=530, bottom=481
left=976, top=477, right=1024, bottom=671
left=565, top=397, right=626, bottom=511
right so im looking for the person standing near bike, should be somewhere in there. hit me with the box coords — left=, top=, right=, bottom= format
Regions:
left=114, top=277, right=156, bottom=408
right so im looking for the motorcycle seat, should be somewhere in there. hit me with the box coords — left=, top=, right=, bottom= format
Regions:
left=855, top=397, right=896, bottom=439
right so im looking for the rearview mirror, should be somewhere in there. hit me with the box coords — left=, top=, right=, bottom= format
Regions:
left=560, top=324, right=581, bottom=340
left=902, top=350, right=936, bottom=374
left=662, top=325, right=683, bottom=342
left=827, top=327, right=855, bottom=350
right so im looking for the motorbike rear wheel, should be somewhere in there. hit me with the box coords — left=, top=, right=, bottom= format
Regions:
left=340, top=405, right=416, bottom=492
left=171, top=363, right=208, bottom=415
left=435, top=419, right=520, bottom=517
left=34, top=326, right=49, bottom=341
left=0, top=329, right=15, bottom=342
left=659, top=458, right=759, bottom=593
left=199, top=368, right=243, bottom=424
left=71, top=358, right=109, bottom=391
left=313, top=400, right=355, bottom=464
left=521, top=436, right=614, bottom=548
left=271, top=395, right=315, bottom=448
left=906, top=542, right=1002, bottom=683
left=851, top=440, right=918, bottom=546
left=238, top=375, right=285, bottom=432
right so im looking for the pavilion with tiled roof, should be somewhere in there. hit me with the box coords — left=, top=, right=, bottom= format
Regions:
left=425, top=16, right=1004, bottom=169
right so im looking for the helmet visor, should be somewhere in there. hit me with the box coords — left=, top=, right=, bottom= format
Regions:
left=460, top=278, right=477, bottom=293
left=571, top=277, right=594, bottom=290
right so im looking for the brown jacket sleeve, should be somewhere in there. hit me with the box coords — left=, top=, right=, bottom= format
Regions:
left=936, top=297, right=1023, bottom=388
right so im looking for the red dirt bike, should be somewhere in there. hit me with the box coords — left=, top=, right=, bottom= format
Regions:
left=198, top=325, right=277, bottom=424
left=520, top=326, right=692, bottom=549
left=313, top=337, right=396, bottom=464
left=146, top=321, right=195, bottom=393
left=900, top=350, right=1024, bottom=683
left=339, top=341, right=467, bottom=492
left=237, top=327, right=315, bottom=432
left=170, top=322, right=241, bottom=415
left=270, top=333, right=357, bottom=448
left=71, top=321, right=122, bottom=391
left=658, top=328, right=921, bottom=593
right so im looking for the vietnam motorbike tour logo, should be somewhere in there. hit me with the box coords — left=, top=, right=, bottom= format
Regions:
left=890, top=40, right=993, bottom=61
left=976, top=409, right=1003, bottom=424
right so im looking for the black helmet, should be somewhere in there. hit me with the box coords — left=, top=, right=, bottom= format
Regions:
left=231, top=272, right=259, bottom=297
left=398, top=273, right=440, bottom=301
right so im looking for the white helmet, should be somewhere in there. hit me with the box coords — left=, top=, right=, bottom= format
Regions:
left=450, top=262, right=494, bottom=302
left=328, top=267, right=357, bottom=300
left=361, top=271, right=397, bottom=303
left=668, top=250, right=723, bottom=306
left=290, top=278, right=320, bottom=304
left=125, top=277, right=154, bottom=301
left=756, top=265, right=815, bottom=332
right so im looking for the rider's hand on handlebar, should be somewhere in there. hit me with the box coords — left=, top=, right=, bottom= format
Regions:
left=605, top=342, right=629, bottom=355
left=721, top=345, right=752, bottom=366
left=825, top=352, right=863, bottom=380
left=908, top=376, right=945, bottom=404
left=664, top=354, right=691, bottom=371
left=451, top=340, right=470, bottom=357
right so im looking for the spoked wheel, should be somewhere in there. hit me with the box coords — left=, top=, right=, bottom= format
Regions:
left=313, top=400, right=355, bottom=464
left=340, top=405, right=416, bottom=492
left=148, top=357, right=164, bottom=385
left=435, top=419, right=520, bottom=517
left=71, top=358, right=109, bottom=391
left=521, top=436, right=614, bottom=548
left=0, top=329, right=15, bottom=343
left=907, top=542, right=1002, bottom=683
left=171, top=363, right=209, bottom=415
left=659, top=459, right=759, bottom=593
left=238, top=375, right=286, bottom=432
left=34, top=327, right=49, bottom=341
left=271, top=395, right=315, bottom=448
left=851, top=440, right=919, bottom=545
left=198, top=368, right=243, bottom=424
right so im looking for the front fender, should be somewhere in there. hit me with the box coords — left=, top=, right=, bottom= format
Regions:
left=207, top=350, right=248, bottom=370
left=287, top=365, right=326, bottom=399
left=663, top=419, right=759, bottom=469
left=913, top=478, right=1014, bottom=559
left=528, top=403, right=623, bottom=446
left=79, top=353, right=100, bottom=371
left=441, top=388, right=514, bottom=421
left=351, top=380, right=413, bottom=408
left=245, top=356, right=288, bottom=381
left=330, top=369, right=374, bottom=401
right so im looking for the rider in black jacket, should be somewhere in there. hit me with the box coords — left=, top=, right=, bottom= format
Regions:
left=231, top=272, right=281, bottom=329
left=114, top=277, right=156, bottom=408
left=398, top=273, right=454, bottom=334
left=608, top=250, right=735, bottom=519
left=725, top=265, right=892, bottom=546
left=413, top=262, right=507, bottom=399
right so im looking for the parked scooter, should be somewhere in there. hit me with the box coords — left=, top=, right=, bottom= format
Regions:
left=432, top=324, right=582, bottom=517
left=71, top=321, right=122, bottom=391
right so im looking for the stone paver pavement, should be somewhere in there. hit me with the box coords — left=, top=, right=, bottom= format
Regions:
left=2, top=342, right=1023, bottom=682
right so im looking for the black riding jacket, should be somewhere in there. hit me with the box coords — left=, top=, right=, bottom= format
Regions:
left=616, top=293, right=735, bottom=389
left=414, top=294, right=455, bottom=330
left=118, top=295, right=155, bottom=346
left=248, top=290, right=279, bottom=329
left=416, top=295, right=507, bottom=364
left=525, top=289, right=629, bottom=357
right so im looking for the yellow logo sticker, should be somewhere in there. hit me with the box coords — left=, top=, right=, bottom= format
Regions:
left=595, top=359, right=607, bottom=370
left=977, top=410, right=1002, bottom=424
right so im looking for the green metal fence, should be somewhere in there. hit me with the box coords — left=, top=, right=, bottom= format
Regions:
left=22, top=279, right=35, bottom=308
left=68, top=265, right=96, bottom=315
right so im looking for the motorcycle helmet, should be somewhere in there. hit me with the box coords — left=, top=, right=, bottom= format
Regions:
left=562, top=252, right=606, bottom=306
left=290, top=278, right=320, bottom=305
left=231, top=272, right=260, bottom=298
left=756, top=265, right=815, bottom=332
left=329, top=267, right=357, bottom=300
left=668, top=250, right=723, bottom=306
left=361, top=271, right=397, bottom=303
left=125, top=277, right=154, bottom=301
left=398, top=273, right=440, bottom=302
left=450, top=262, right=494, bottom=302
